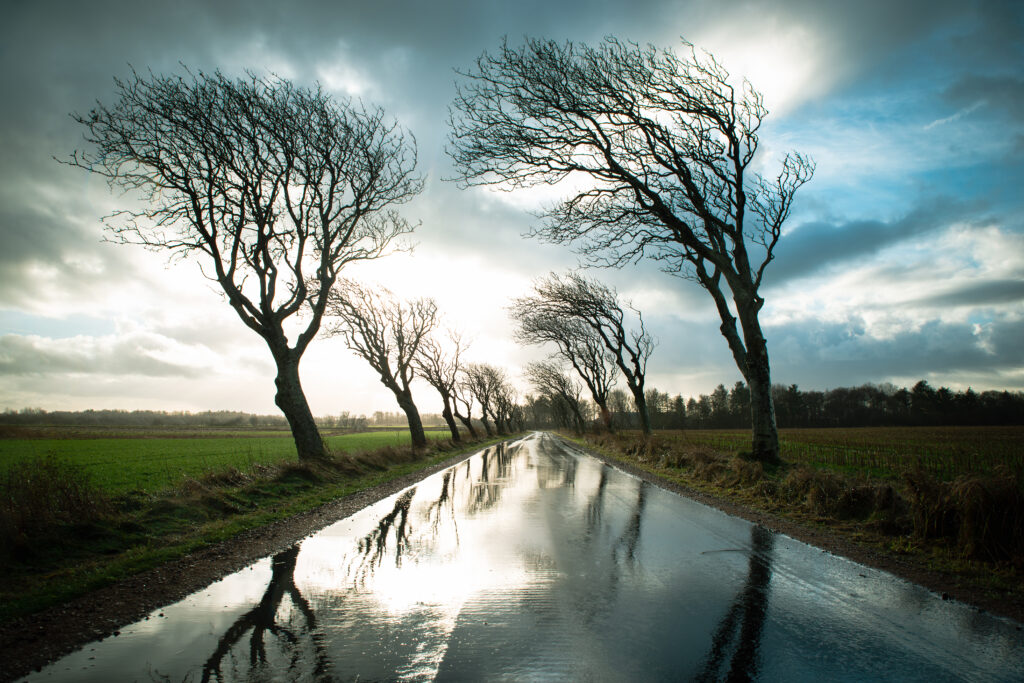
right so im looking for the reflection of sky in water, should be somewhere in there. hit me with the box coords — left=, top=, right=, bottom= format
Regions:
left=23, top=433, right=1024, bottom=682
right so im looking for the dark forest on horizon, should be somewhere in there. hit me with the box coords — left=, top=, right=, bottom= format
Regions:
left=3, top=379, right=1021, bottom=432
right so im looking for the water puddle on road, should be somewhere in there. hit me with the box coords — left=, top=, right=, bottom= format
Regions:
left=22, top=432, right=1024, bottom=681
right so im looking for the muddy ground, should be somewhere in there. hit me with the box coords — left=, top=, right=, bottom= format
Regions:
left=2, top=438, right=1021, bottom=681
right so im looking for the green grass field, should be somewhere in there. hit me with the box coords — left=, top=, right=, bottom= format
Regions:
left=667, top=425, right=1022, bottom=480
left=0, top=429, right=450, bottom=496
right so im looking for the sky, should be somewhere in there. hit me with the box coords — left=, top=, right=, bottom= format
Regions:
left=0, top=0, right=1022, bottom=416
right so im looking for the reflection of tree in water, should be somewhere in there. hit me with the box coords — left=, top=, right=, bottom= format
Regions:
left=697, top=525, right=775, bottom=682
left=348, top=488, right=417, bottom=583
left=200, top=544, right=329, bottom=682
left=584, top=465, right=609, bottom=534
left=467, top=442, right=519, bottom=515
left=425, top=470, right=458, bottom=541
left=613, top=480, right=647, bottom=566
left=573, top=475, right=647, bottom=625
left=535, top=446, right=578, bottom=490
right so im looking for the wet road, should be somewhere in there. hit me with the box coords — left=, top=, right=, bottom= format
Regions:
left=23, top=432, right=1024, bottom=681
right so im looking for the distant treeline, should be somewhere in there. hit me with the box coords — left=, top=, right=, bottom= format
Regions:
left=675, top=380, right=1024, bottom=430
left=525, top=380, right=1024, bottom=431
left=0, top=408, right=449, bottom=430
left=5, top=380, right=1021, bottom=432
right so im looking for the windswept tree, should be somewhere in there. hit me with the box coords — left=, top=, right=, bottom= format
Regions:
left=451, top=383, right=480, bottom=438
left=512, top=302, right=618, bottom=432
left=325, top=280, right=436, bottom=448
left=510, top=273, right=654, bottom=434
left=414, top=331, right=468, bottom=441
left=69, top=69, right=421, bottom=460
left=450, top=38, right=814, bottom=462
left=525, top=360, right=587, bottom=433
left=492, top=379, right=520, bottom=433
left=462, top=362, right=511, bottom=435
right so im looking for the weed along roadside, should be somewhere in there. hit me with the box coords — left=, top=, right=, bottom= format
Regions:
left=564, top=429, right=1024, bottom=624
left=0, top=432, right=518, bottom=671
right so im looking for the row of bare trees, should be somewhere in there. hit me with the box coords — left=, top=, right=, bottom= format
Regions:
left=323, top=280, right=522, bottom=446
left=511, top=272, right=655, bottom=435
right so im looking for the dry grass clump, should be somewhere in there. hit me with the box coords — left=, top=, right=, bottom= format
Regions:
left=586, top=430, right=1023, bottom=566
left=0, top=455, right=109, bottom=556
left=904, top=467, right=1024, bottom=563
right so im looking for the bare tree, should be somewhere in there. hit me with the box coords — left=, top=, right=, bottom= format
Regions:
left=510, top=273, right=653, bottom=434
left=461, top=362, right=510, bottom=435
left=451, top=380, right=480, bottom=438
left=525, top=360, right=587, bottom=433
left=492, top=379, right=520, bottom=434
left=414, top=331, right=468, bottom=441
left=449, top=38, right=814, bottom=462
left=69, top=69, right=421, bottom=460
left=325, top=280, right=436, bottom=448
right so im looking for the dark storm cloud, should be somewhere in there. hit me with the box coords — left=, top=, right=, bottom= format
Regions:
left=768, top=316, right=1024, bottom=388
left=911, top=279, right=1024, bottom=308
left=944, top=74, right=1024, bottom=122
left=766, top=199, right=976, bottom=284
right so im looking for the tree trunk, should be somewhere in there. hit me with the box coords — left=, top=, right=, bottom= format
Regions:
left=440, top=398, right=461, bottom=441
left=705, top=275, right=781, bottom=464
left=738, top=308, right=781, bottom=464
left=569, top=402, right=586, bottom=434
left=455, top=412, right=479, bottom=438
left=480, top=416, right=494, bottom=437
left=597, top=401, right=614, bottom=432
left=273, top=352, right=328, bottom=461
left=629, top=385, right=652, bottom=436
left=396, top=390, right=428, bottom=448
left=745, top=342, right=780, bottom=463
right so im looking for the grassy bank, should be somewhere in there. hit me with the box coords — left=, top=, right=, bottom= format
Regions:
left=575, top=428, right=1024, bottom=610
left=0, top=431, right=501, bottom=624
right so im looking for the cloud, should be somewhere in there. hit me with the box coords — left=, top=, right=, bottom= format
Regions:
left=767, top=200, right=976, bottom=284
left=943, top=74, right=1024, bottom=123
left=767, top=316, right=1024, bottom=390
left=910, top=279, right=1024, bottom=308
left=0, top=333, right=203, bottom=378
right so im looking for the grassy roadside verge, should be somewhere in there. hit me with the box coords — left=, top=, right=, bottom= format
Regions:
left=565, top=431, right=1024, bottom=618
left=0, top=435, right=508, bottom=624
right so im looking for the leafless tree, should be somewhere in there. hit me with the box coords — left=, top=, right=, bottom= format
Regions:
left=449, top=38, right=814, bottom=462
left=414, top=331, right=468, bottom=441
left=461, top=362, right=511, bottom=435
left=325, top=280, right=436, bottom=448
left=492, top=379, right=520, bottom=434
left=525, top=360, right=587, bottom=433
left=510, top=273, right=653, bottom=434
left=451, top=381, right=480, bottom=438
left=68, top=69, right=421, bottom=460
left=512, top=300, right=619, bottom=432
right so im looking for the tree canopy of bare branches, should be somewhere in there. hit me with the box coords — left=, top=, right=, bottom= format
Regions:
left=325, top=280, right=436, bottom=448
left=449, top=38, right=814, bottom=461
left=69, top=68, right=422, bottom=460
left=510, top=272, right=653, bottom=434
